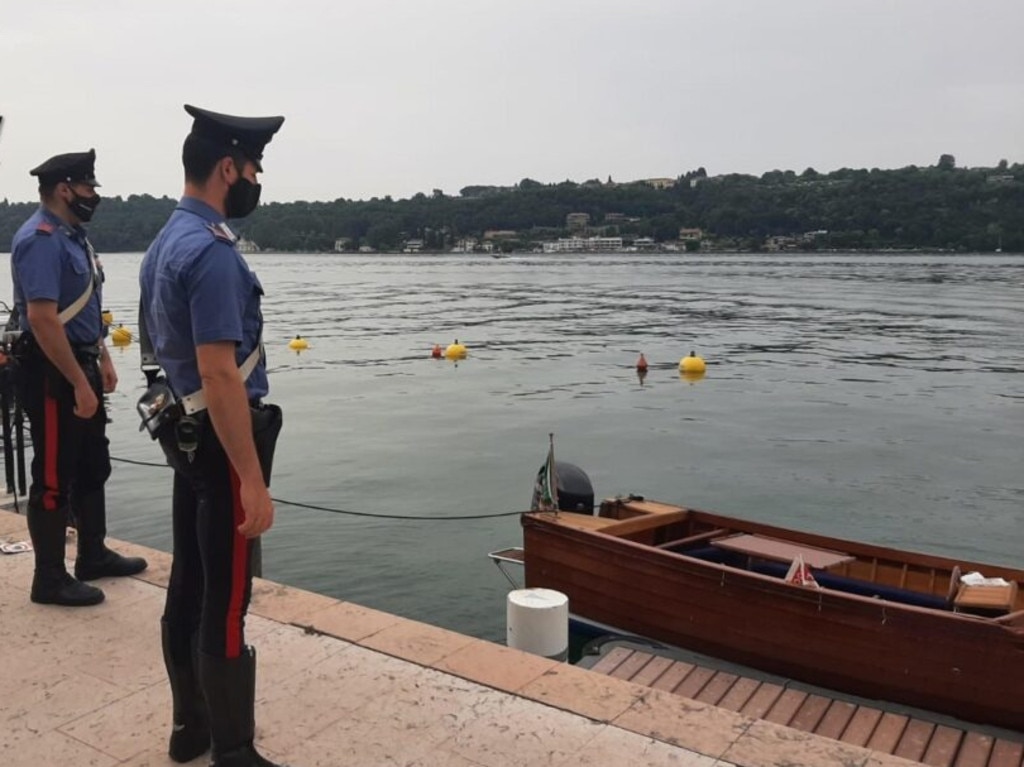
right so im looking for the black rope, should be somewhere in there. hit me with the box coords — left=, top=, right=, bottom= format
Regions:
left=109, top=455, right=525, bottom=520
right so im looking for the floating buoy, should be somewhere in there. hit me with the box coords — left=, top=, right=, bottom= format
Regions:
left=636, top=353, right=648, bottom=372
left=101, top=309, right=113, bottom=326
left=110, top=324, right=132, bottom=345
left=431, top=344, right=443, bottom=359
left=288, top=334, right=309, bottom=352
left=445, top=339, right=467, bottom=360
left=679, top=350, right=706, bottom=374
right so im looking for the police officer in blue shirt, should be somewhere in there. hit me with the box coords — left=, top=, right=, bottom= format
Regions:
left=10, top=150, right=147, bottom=607
left=140, top=105, right=288, bottom=767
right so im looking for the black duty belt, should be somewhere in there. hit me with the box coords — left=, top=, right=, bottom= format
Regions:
left=72, top=343, right=101, bottom=358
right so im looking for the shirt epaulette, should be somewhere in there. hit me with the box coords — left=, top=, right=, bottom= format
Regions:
left=36, top=221, right=56, bottom=235
left=206, top=222, right=238, bottom=244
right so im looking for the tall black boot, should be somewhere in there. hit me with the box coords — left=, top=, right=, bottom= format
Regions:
left=162, top=619, right=210, bottom=763
left=199, top=647, right=288, bottom=767
left=73, top=488, right=148, bottom=581
left=28, top=502, right=104, bottom=606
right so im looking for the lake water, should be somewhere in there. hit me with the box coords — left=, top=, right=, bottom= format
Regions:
left=2, top=252, right=1022, bottom=643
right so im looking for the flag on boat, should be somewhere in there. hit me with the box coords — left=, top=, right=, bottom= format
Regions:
left=785, top=554, right=819, bottom=589
left=530, top=434, right=559, bottom=512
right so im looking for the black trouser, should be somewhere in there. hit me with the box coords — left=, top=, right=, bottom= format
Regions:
left=18, top=344, right=110, bottom=571
left=159, top=404, right=282, bottom=659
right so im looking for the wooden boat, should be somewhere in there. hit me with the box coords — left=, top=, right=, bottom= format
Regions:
left=520, top=497, right=1024, bottom=731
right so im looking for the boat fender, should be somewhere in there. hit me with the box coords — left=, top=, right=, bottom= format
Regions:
left=507, top=588, right=568, bottom=661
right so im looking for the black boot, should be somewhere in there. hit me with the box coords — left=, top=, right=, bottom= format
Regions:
left=199, top=647, right=288, bottom=767
left=72, top=489, right=148, bottom=581
left=28, top=502, right=104, bottom=606
left=162, top=620, right=210, bottom=763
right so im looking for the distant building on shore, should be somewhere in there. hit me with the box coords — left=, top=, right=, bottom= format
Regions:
left=640, top=177, right=676, bottom=190
left=543, top=236, right=623, bottom=253
left=566, top=212, right=590, bottom=231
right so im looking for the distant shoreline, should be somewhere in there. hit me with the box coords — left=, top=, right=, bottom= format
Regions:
left=17, top=249, right=1016, bottom=257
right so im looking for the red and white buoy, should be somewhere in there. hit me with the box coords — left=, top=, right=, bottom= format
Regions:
left=636, top=353, right=648, bottom=372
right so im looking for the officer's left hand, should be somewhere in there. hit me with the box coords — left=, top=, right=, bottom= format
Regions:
left=100, top=355, right=118, bottom=393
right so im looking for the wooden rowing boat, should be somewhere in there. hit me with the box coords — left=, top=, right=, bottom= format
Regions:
left=520, top=497, right=1024, bottom=731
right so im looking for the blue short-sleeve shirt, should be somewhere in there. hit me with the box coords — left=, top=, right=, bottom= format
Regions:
left=10, top=207, right=104, bottom=345
left=139, top=197, right=267, bottom=401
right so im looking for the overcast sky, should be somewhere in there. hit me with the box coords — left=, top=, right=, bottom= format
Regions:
left=2, top=0, right=1022, bottom=204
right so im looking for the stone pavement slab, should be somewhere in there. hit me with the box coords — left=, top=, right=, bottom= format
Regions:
left=0, top=508, right=909, bottom=766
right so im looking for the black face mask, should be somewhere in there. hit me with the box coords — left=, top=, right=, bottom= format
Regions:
left=225, top=177, right=261, bottom=219
left=69, top=191, right=101, bottom=223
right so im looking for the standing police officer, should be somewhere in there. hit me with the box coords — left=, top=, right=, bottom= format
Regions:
left=10, top=150, right=147, bottom=607
left=140, top=105, right=288, bottom=767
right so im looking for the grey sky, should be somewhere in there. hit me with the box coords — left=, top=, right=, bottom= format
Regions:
left=2, top=0, right=1022, bottom=204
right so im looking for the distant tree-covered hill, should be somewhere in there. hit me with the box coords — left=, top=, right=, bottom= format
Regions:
left=1, top=158, right=1020, bottom=253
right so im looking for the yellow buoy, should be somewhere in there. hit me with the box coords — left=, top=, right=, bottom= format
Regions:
left=679, top=350, right=706, bottom=374
left=101, top=309, right=113, bottom=326
left=288, top=334, right=309, bottom=351
left=110, top=324, right=132, bottom=345
left=445, top=339, right=467, bottom=360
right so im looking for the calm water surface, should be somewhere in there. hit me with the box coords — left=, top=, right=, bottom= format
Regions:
left=4, top=252, right=1022, bottom=642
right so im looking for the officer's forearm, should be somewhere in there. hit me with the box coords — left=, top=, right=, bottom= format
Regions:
left=26, top=307, right=90, bottom=390
left=201, top=372, right=265, bottom=486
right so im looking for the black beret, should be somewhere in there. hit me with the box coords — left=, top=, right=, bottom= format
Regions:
left=30, top=149, right=101, bottom=187
left=184, top=104, right=285, bottom=170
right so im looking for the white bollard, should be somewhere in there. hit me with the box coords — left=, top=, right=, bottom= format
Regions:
left=506, top=588, right=569, bottom=661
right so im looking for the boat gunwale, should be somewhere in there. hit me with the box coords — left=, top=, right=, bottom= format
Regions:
left=523, top=504, right=1024, bottom=583
left=522, top=507, right=1024, bottom=622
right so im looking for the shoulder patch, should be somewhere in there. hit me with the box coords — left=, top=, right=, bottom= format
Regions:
left=36, top=221, right=56, bottom=235
left=206, top=222, right=238, bottom=243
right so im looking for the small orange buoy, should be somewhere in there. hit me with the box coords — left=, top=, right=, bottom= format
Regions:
left=431, top=344, right=443, bottom=359
left=636, top=353, right=648, bottom=372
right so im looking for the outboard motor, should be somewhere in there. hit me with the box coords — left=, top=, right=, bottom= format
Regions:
left=554, top=461, right=595, bottom=514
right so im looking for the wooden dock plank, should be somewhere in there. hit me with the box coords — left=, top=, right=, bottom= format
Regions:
left=694, top=671, right=738, bottom=706
left=608, top=649, right=656, bottom=681
left=716, top=677, right=761, bottom=712
left=838, top=706, right=883, bottom=747
left=629, top=655, right=675, bottom=687
left=867, top=712, right=910, bottom=753
left=893, top=719, right=936, bottom=763
left=588, top=646, right=633, bottom=675
left=814, top=700, right=857, bottom=741
left=789, top=694, right=832, bottom=733
left=951, top=732, right=993, bottom=767
left=673, top=665, right=717, bottom=699
left=763, top=688, right=808, bottom=727
left=585, top=647, right=1024, bottom=766
left=988, top=739, right=1024, bottom=767
left=739, top=682, right=785, bottom=719
left=649, top=660, right=696, bottom=692
left=920, top=725, right=963, bottom=767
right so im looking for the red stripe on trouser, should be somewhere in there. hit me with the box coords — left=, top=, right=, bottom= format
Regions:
left=42, top=378, right=59, bottom=511
left=225, top=465, right=248, bottom=658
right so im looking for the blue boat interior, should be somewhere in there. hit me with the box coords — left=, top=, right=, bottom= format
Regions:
left=677, top=544, right=951, bottom=610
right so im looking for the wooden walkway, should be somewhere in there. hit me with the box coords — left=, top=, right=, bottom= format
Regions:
left=587, top=645, right=1024, bottom=767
